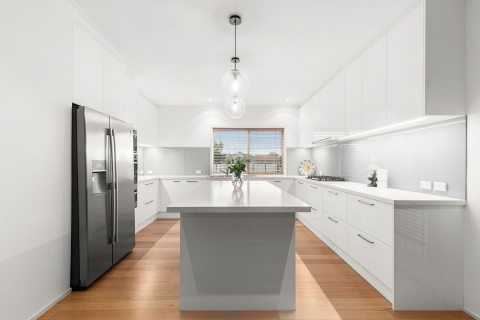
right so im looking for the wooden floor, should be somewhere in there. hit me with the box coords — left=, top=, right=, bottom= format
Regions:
left=41, top=219, right=471, bottom=320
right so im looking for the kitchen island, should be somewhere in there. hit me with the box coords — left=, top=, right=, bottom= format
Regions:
left=167, top=180, right=311, bottom=311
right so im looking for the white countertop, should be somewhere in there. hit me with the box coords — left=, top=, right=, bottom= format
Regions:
left=167, top=180, right=311, bottom=213
left=297, top=179, right=466, bottom=206
left=138, top=174, right=466, bottom=206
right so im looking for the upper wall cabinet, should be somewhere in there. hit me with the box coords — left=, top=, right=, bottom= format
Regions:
left=299, top=101, right=315, bottom=146
left=138, top=95, right=158, bottom=147
left=386, top=3, right=424, bottom=124
left=344, top=56, right=362, bottom=133
left=423, top=0, right=466, bottom=115
left=298, top=0, right=465, bottom=146
left=362, top=36, right=387, bottom=131
left=330, top=72, right=345, bottom=135
left=103, top=53, right=126, bottom=121
left=125, top=74, right=138, bottom=129
left=73, top=25, right=104, bottom=113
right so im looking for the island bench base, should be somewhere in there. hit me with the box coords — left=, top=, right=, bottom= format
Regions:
left=179, top=211, right=296, bottom=311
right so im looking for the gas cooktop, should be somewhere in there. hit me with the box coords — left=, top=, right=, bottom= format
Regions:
left=307, top=175, right=346, bottom=181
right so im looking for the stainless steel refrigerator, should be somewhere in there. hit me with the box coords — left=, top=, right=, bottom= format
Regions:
left=71, top=104, right=135, bottom=289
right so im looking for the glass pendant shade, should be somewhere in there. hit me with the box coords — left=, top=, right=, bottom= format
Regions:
left=225, top=98, right=246, bottom=118
left=221, top=69, right=250, bottom=100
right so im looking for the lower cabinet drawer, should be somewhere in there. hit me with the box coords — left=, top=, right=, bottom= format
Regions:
left=298, top=207, right=322, bottom=234
left=322, top=212, right=348, bottom=253
left=347, top=224, right=393, bottom=289
left=143, top=198, right=157, bottom=216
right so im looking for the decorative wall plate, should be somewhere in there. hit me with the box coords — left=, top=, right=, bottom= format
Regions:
left=299, top=160, right=315, bottom=176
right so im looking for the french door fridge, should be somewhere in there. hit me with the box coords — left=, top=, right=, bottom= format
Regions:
left=71, top=104, right=135, bottom=289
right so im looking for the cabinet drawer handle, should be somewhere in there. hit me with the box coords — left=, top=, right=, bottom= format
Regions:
left=145, top=200, right=153, bottom=205
left=173, top=181, right=181, bottom=182
left=358, top=234, right=374, bottom=244
left=310, top=186, right=317, bottom=189
left=186, top=181, right=198, bottom=183
left=358, top=200, right=374, bottom=206
left=328, top=190, right=338, bottom=195
left=328, top=217, right=338, bottom=223
left=274, top=181, right=281, bottom=182
left=298, top=182, right=303, bottom=184
left=145, top=182, right=154, bottom=185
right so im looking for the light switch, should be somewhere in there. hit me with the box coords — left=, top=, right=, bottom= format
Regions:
left=420, top=181, right=432, bottom=190
left=147, top=170, right=152, bottom=175
left=434, top=182, right=447, bottom=192
left=140, top=171, right=144, bottom=175
left=196, top=170, right=202, bottom=174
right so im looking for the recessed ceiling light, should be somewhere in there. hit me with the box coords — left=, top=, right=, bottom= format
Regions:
left=208, top=98, right=211, bottom=101
left=286, top=98, right=289, bottom=101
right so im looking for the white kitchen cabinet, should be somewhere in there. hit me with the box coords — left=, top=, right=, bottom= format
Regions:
left=159, top=179, right=182, bottom=212
left=294, top=180, right=308, bottom=202
left=299, top=100, right=316, bottom=146
left=362, top=35, right=387, bottom=130
left=305, top=182, right=322, bottom=209
left=322, top=211, right=348, bottom=253
left=73, top=24, right=104, bottom=113
left=348, top=194, right=394, bottom=247
left=103, top=52, right=126, bottom=121
left=125, top=74, right=138, bottom=129
left=136, top=180, right=159, bottom=227
left=344, top=56, right=363, bottom=133
left=298, top=206, right=322, bottom=234
left=330, top=72, right=345, bottom=135
left=387, top=3, right=424, bottom=125
left=268, top=179, right=294, bottom=194
left=347, top=224, right=393, bottom=288
left=323, top=187, right=348, bottom=222
left=137, top=95, right=158, bottom=147
left=182, top=179, right=203, bottom=198
left=316, top=84, right=331, bottom=140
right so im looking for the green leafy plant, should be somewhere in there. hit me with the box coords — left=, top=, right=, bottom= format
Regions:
left=227, top=156, right=251, bottom=178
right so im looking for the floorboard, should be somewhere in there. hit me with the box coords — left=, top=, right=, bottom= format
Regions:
left=40, top=219, right=471, bottom=320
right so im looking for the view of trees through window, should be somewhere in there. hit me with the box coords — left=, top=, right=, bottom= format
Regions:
left=212, top=128, right=284, bottom=175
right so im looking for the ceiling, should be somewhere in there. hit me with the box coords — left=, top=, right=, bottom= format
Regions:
left=74, top=0, right=404, bottom=106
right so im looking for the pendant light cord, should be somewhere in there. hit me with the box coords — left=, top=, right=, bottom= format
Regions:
left=234, top=21, right=237, bottom=70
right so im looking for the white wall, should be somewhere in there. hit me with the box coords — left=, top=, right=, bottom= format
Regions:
left=0, top=0, right=73, bottom=319
left=465, top=1, right=480, bottom=317
left=157, top=105, right=300, bottom=148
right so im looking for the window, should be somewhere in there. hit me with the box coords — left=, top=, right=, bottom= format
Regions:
left=212, top=128, right=284, bottom=175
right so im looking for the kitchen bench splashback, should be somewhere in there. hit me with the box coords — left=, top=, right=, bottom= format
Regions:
left=310, top=117, right=466, bottom=200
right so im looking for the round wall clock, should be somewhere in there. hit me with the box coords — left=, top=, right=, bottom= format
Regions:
left=299, top=160, right=315, bottom=176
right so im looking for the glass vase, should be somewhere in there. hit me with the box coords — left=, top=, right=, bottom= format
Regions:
left=232, top=172, right=244, bottom=188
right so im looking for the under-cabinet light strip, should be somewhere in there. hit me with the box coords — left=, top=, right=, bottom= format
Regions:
left=338, top=117, right=427, bottom=140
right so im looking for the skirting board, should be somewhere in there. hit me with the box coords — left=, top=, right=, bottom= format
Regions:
left=295, top=214, right=393, bottom=303
left=30, top=288, right=72, bottom=320
left=464, top=308, right=480, bottom=320
left=135, top=213, right=161, bottom=233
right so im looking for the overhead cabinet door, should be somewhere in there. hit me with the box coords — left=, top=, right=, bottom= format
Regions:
left=362, top=36, right=387, bottom=130
left=387, top=3, right=424, bottom=124
left=104, top=53, right=126, bottom=121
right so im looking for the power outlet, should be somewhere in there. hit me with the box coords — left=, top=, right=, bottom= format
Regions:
left=147, top=170, right=152, bottom=175
left=420, top=181, right=432, bottom=190
left=434, top=182, right=447, bottom=192
left=196, top=170, right=202, bottom=174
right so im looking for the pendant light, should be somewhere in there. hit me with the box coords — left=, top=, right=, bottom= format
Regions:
left=222, top=15, right=250, bottom=118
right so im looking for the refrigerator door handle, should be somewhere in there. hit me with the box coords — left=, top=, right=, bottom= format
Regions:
left=112, top=129, right=119, bottom=243
left=106, top=132, right=113, bottom=243
left=108, top=128, right=117, bottom=243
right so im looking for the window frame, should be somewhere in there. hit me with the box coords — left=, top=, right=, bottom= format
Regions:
left=210, top=127, right=286, bottom=176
